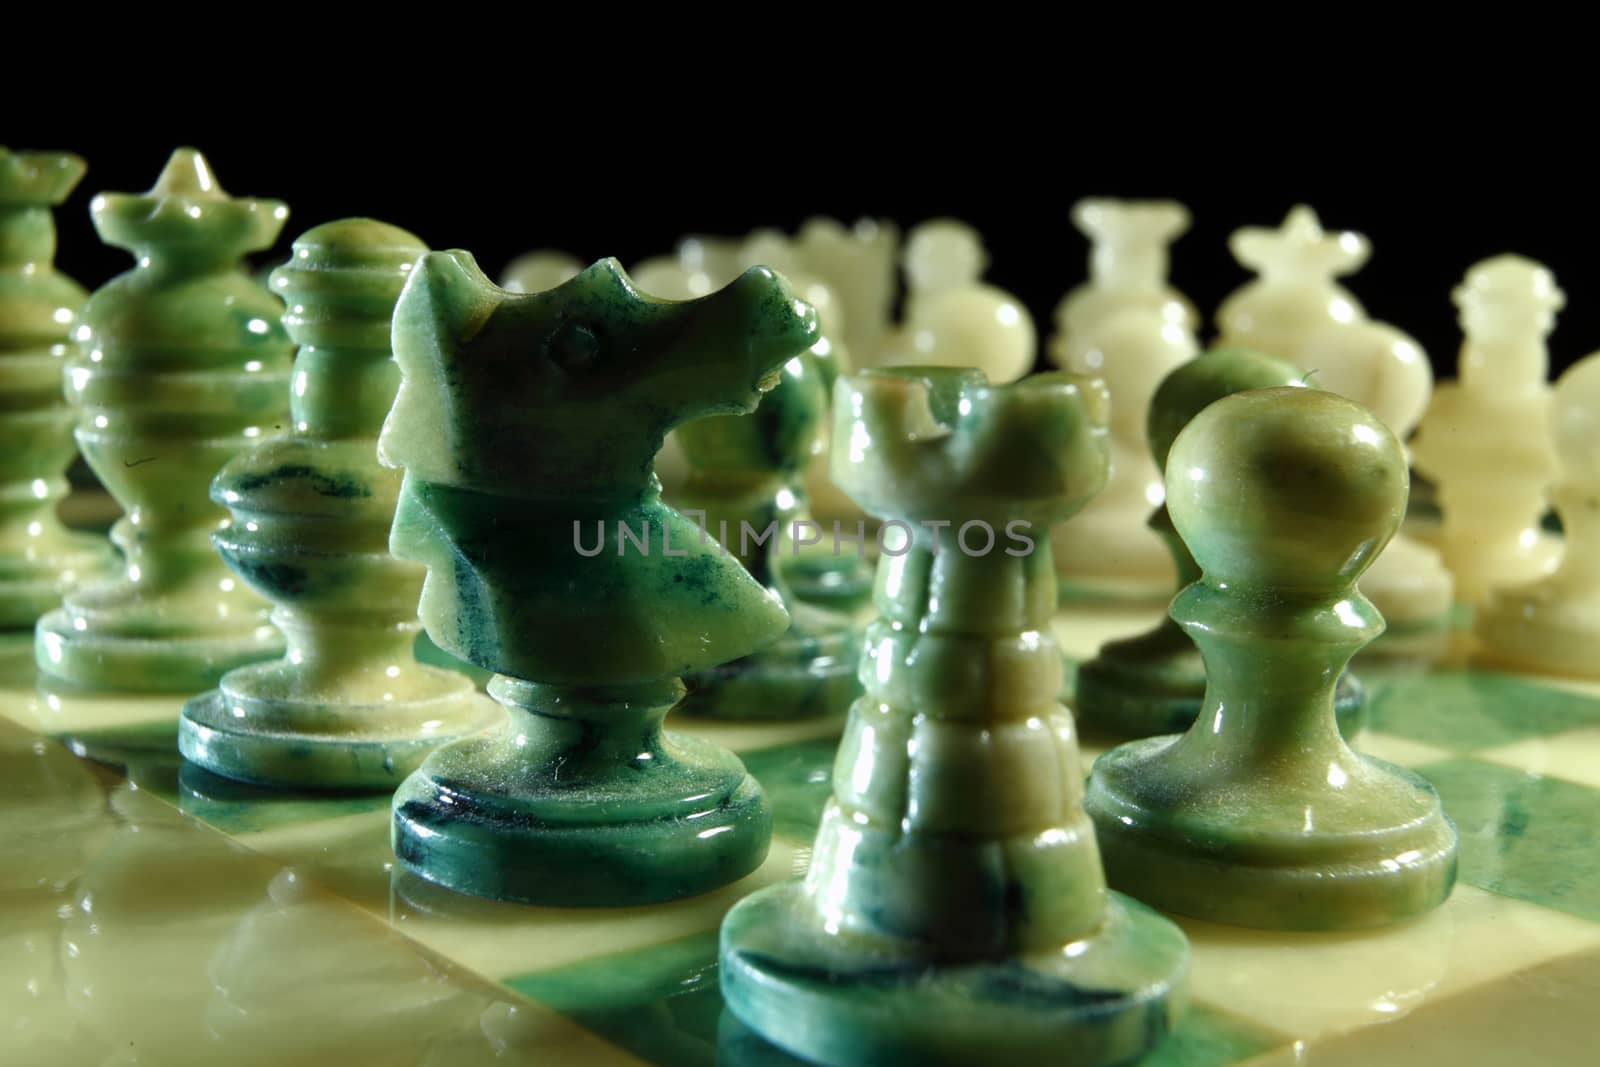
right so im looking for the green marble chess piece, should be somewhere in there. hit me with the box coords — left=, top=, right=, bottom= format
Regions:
left=35, top=148, right=292, bottom=693
left=381, top=252, right=817, bottom=906
left=720, top=368, right=1189, bottom=1067
left=674, top=345, right=866, bottom=721
left=0, top=149, right=115, bottom=630
left=178, top=219, right=500, bottom=789
left=1084, top=387, right=1458, bottom=930
left=1074, top=347, right=1365, bottom=739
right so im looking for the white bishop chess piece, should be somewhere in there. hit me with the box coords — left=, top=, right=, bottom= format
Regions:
left=1412, top=256, right=1563, bottom=605
left=1049, top=199, right=1198, bottom=599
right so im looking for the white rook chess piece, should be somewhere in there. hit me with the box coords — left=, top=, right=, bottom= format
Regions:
left=1475, top=351, right=1600, bottom=675
left=1412, top=255, right=1563, bottom=604
left=1216, top=205, right=1368, bottom=358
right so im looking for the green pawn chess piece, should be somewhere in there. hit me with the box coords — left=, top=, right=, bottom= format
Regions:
left=0, top=149, right=115, bottom=633
left=1084, top=387, right=1458, bottom=930
left=178, top=219, right=500, bottom=788
left=381, top=252, right=817, bottom=906
left=1074, top=347, right=1365, bottom=739
left=720, top=368, right=1189, bottom=1067
left=35, top=148, right=292, bottom=693
left=674, top=345, right=866, bottom=721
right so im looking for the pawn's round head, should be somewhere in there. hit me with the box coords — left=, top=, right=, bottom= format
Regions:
left=1146, top=347, right=1309, bottom=472
left=1165, top=388, right=1407, bottom=592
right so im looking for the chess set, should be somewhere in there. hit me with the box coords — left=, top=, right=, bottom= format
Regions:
left=4, top=144, right=1600, bottom=1067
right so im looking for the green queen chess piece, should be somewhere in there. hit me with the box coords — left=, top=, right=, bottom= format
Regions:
left=0, top=149, right=115, bottom=632
left=380, top=251, right=818, bottom=906
left=673, top=343, right=866, bottom=721
left=35, top=148, right=293, bottom=693
left=1085, top=387, right=1458, bottom=929
left=720, top=368, right=1189, bottom=1067
left=1074, top=347, right=1365, bottom=739
left=178, top=219, right=499, bottom=789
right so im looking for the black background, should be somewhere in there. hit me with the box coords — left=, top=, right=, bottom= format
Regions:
left=17, top=123, right=1594, bottom=383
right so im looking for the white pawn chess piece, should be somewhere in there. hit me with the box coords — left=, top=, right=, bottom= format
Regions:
left=1475, top=351, right=1600, bottom=675
left=1051, top=307, right=1195, bottom=597
left=499, top=250, right=583, bottom=294
left=1412, top=255, right=1563, bottom=604
left=1050, top=197, right=1197, bottom=360
left=877, top=218, right=1035, bottom=384
left=1298, top=320, right=1455, bottom=646
left=1215, top=205, right=1368, bottom=358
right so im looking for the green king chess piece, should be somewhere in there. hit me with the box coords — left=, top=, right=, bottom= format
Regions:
left=1074, top=347, right=1365, bottom=739
left=381, top=252, right=817, bottom=906
left=178, top=219, right=499, bottom=788
left=720, top=368, right=1189, bottom=1067
left=0, top=149, right=115, bottom=631
left=674, top=344, right=865, bottom=721
left=1085, top=387, right=1458, bottom=929
left=35, top=148, right=292, bottom=693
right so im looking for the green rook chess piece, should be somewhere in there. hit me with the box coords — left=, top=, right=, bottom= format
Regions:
left=35, top=148, right=292, bottom=693
left=674, top=345, right=866, bottom=721
left=1084, top=387, right=1458, bottom=930
left=0, top=149, right=114, bottom=631
left=381, top=252, right=817, bottom=906
left=720, top=368, right=1189, bottom=1067
left=1074, top=347, right=1365, bottom=739
left=178, top=219, right=500, bottom=788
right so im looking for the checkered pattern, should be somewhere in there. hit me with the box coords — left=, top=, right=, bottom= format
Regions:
left=8, top=603, right=1600, bottom=1066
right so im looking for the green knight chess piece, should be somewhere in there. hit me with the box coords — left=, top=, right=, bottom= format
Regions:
left=35, top=148, right=292, bottom=693
left=1084, top=387, right=1458, bottom=930
left=674, top=343, right=866, bottom=721
left=380, top=251, right=818, bottom=906
left=1074, top=347, right=1365, bottom=739
left=720, top=368, right=1189, bottom=1067
left=0, top=149, right=115, bottom=631
left=178, top=219, right=499, bottom=789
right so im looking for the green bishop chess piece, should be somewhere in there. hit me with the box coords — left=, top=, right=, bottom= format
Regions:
left=35, top=148, right=292, bottom=693
left=720, top=368, right=1189, bottom=1067
left=1084, top=387, right=1458, bottom=930
left=0, top=149, right=115, bottom=633
left=1074, top=347, right=1365, bottom=739
left=674, top=344, right=867, bottom=721
left=381, top=251, right=818, bottom=906
left=178, top=219, right=500, bottom=789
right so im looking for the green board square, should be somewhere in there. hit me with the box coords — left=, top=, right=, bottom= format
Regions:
left=1420, top=758, right=1600, bottom=923
left=738, top=738, right=838, bottom=843
left=1363, top=668, right=1600, bottom=753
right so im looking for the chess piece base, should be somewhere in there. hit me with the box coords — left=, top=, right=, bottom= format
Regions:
left=719, top=880, right=1188, bottom=1067
left=390, top=676, right=772, bottom=906
left=1074, top=637, right=1367, bottom=740
left=34, top=607, right=284, bottom=693
left=678, top=617, right=861, bottom=722
left=177, top=681, right=499, bottom=790
left=1085, top=738, right=1458, bottom=930
left=1473, top=582, right=1600, bottom=679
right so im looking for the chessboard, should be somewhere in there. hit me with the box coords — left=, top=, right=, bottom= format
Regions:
left=6, top=582, right=1599, bottom=1067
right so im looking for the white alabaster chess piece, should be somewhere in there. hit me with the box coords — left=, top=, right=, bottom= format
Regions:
left=1215, top=205, right=1368, bottom=357
left=1474, top=351, right=1600, bottom=674
left=1050, top=197, right=1197, bottom=358
left=1412, top=255, right=1563, bottom=604
left=499, top=250, right=583, bottom=294
left=875, top=218, right=1035, bottom=384
left=1049, top=200, right=1199, bottom=598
